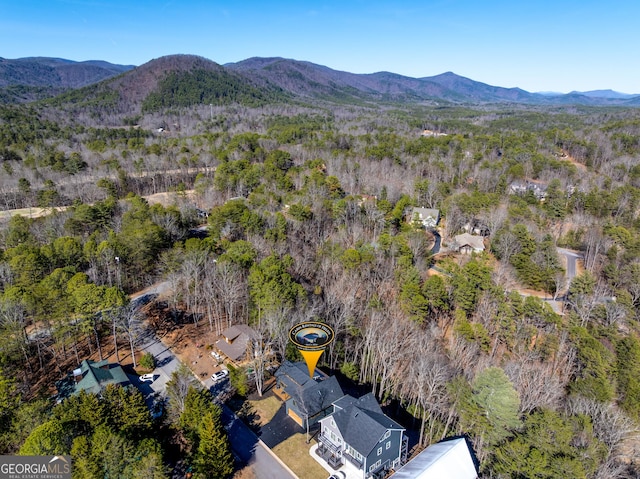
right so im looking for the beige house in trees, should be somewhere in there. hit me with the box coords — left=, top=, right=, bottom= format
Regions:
left=215, top=324, right=258, bottom=363
left=453, top=233, right=485, bottom=254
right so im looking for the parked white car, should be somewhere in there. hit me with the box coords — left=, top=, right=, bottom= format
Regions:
left=211, top=351, right=222, bottom=361
left=211, top=369, right=229, bottom=383
left=139, top=373, right=155, bottom=383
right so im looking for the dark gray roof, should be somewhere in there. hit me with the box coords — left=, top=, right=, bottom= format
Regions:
left=333, top=392, right=382, bottom=413
left=276, top=361, right=344, bottom=417
left=330, top=393, right=404, bottom=457
left=275, top=360, right=314, bottom=388
left=298, top=375, right=343, bottom=416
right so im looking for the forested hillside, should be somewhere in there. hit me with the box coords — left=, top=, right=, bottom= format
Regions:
left=0, top=57, right=134, bottom=104
left=0, top=66, right=640, bottom=478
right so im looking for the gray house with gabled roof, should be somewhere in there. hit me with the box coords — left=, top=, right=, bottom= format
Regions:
left=274, top=361, right=344, bottom=430
left=317, top=393, right=408, bottom=478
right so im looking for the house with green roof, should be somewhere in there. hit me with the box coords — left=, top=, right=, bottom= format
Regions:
left=72, top=359, right=130, bottom=395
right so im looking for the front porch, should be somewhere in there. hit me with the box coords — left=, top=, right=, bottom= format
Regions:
left=311, top=442, right=365, bottom=479
left=316, top=433, right=344, bottom=469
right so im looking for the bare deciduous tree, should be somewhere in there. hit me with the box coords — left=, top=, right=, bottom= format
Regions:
left=249, top=320, right=275, bottom=397
left=117, top=302, right=144, bottom=368
left=603, top=300, right=627, bottom=328
left=567, top=396, right=639, bottom=453
left=166, top=363, right=199, bottom=419
left=0, top=300, right=32, bottom=377
left=493, top=229, right=521, bottom=264
left=584, top=227, right=605, bottom=273
left=396, top=336, right=453, bottom=446
left=504, top=352, right=567, bottom=414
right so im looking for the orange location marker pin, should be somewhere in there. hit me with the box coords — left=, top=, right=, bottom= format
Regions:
left=289, top=322, right=335, bottom=378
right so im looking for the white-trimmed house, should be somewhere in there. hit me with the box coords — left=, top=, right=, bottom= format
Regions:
left=509, top=180, right=547, bottom=200
left=410, top=208, right=440, bottom=229
left=316, top=393, right=408, bottom=479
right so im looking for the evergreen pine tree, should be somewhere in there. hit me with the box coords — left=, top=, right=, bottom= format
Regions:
left=193, top=412, right=234, bottom=479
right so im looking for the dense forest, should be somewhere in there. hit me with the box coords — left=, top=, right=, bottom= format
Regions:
left=1, top=71, right=640, bottom=478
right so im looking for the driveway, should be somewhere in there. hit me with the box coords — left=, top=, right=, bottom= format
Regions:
left=557, top=247, right=584, bottom=282
left=258, top=403, right=304, bottom=448
left=133, top=327, right=181, bottom=398
left=221, top=405, right=298, bottom=479
left=430, top=230, right=442, bottom=255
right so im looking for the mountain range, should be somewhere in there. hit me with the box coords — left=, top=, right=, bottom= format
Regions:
left=1, top=54, right=638, bottom=108
left=0, top=57, right=135, bottom=88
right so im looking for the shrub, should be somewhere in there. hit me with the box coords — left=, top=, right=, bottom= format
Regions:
left=139, top=352, right=155, bottom=371
left=227, top=364, right=248, bottom=397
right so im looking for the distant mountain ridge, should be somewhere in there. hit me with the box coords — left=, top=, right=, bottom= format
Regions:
left=1, top=54, right=639, bottom=108
left=225, top=57, right=639, bottom=106
left=568, top=89, right=636, bottom=99
left=224, top=57, right=542, bottom=104
left=0, top=57, right=134, bottom=88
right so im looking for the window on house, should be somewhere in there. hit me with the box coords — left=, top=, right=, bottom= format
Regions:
left=377, top=447, right=382, bottom=456
left=382, top=430, right=391, bottom=441
left=386, top=441, right=391, bottom=450
left=349, top=447, right=363, bottom=461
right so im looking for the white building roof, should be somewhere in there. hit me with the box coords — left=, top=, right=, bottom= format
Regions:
left=391, top=438, right=477, bottom=479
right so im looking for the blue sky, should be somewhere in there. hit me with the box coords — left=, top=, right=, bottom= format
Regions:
left=1, top=0, right=639, bottom=93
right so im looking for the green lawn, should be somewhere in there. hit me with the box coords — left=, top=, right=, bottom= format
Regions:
left=271, top=434, right=328, bottom=479
left=248, top=395, right=282, bottom=426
